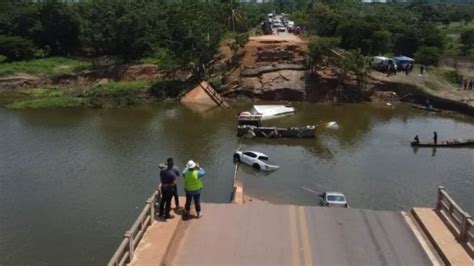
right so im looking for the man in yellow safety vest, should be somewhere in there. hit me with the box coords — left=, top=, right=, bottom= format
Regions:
left=182, top=160, right=205, bottom=218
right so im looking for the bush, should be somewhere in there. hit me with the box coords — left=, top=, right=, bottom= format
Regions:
left=0, top=35, right=36, bottom=61
left=0, top=57, right=91, bottom=77
left=140, top=48, right=178, bottom=71
left=415, top=46, right=441, bottom=66
left=443, top=70, right=463, bottom=84
left=460, top=29, right=474, bottom=49
left=149, top=80, right=189, bottom=99
left=210, top=76, right=223, bottom=92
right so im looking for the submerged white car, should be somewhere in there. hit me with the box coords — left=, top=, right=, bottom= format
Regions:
left=319, top=192, right=349, bottom=208
left=233, top=151, right=279, bottom=171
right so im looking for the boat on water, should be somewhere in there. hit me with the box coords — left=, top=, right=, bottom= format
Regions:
left=411, top=139, right=474, bottom=147
left=412, top=104, right=441, bottom=113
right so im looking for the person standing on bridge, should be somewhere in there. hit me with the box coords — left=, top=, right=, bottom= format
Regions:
left=433, top=131, right=438, bottom=145
left=159, top=160, right=180, bottom=210
left=158, top=158, right=179, bottom=219
left=183, top=160, right=205, bottom=218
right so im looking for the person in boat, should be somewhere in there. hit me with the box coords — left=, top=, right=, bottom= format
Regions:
left=414, top=135, right=420, bottom=144
left=159, top=158, right=180, bottom=219
left=182, top=160, right=205, bottom=218
left=425, top=99, right=432, bottom=110
left=433, top=131, right=438, bottom=145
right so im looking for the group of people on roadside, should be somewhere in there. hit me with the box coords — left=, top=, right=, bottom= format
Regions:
left=460, top=79, right=473, bottom=91
left=386, top=62, right=414, bottom=77
left=158, top=158, right=205, bottom=220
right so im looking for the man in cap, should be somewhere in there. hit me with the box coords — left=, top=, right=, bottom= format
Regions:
left=182, top=160, right=205, bottom=218
left=159, top=160, right=180, bottom=210
left=158, top=158, right=180, bottom=219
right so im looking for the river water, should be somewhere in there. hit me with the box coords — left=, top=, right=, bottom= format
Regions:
left=1, top=102, right=473, bottom=265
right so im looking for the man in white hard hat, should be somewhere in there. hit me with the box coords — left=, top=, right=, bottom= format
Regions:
left=182, top=160, right=205, bottom=218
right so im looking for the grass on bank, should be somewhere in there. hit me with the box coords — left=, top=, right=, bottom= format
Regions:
left=5, top=81, right=153, bottom=109
left=0, top=57, right=91, bottom=77
left=6, top=96, right=82, bottom=109
left=5, top=87, right=82, bottom=109
left=89, top=80, right=153, bottom=96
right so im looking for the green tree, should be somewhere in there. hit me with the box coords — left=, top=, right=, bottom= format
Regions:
left=307, top=35, right=340, bottom=73
left=415, top=46, right=441, bottom=67
left=371, top=30, right=392, bottom=55
left=393, top=30, right=419, bottom=56
left=0, top=35, right=36, bottom=61
left=460, top=29, right=474, bottom=50
left=419, top=22, right=445, bottom=51
left=337, top=20, right=378, bottom=55
left=221, top=0, right=244, bottom=32
left=333, top=49, right=370, bottom=90
left=306, top=3, right=340, bottom=37
left=37, top=1, right=81, bottom=56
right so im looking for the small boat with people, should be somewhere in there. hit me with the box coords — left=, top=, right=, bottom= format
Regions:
left=411, top=104, right=441, bottom=113
left=411, top=139, right=474, bottom=147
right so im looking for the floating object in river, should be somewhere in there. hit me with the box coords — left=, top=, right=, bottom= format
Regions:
left=326, top=121, right=339, bottom=129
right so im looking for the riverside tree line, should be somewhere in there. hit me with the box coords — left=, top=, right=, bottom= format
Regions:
left=0, top=0, right=271, bottom=71
left=296, top=1, right=474, bottom=65
left=0, top=0, right=473, bottom=72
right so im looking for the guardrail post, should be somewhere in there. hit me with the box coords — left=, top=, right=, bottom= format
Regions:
left=436, top=186, right=445, bottom=211
left=125, top=231, right=134, bottom=262
left=460, top=213, right=472, bottom=242
left=147, top=198, right=154, bottom=225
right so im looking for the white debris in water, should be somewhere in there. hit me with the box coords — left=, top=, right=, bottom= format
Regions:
left=386, top=103, right=392, bottom=106
left=326, top=121, right=339, bottom=129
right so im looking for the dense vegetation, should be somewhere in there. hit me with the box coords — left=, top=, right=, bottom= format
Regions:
left=0, top=0, right=269, bottom=76
left=296, top=0, right=474, bottom=67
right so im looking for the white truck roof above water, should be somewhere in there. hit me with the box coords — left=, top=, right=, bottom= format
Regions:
left=250, top=105, right=295, bottom=119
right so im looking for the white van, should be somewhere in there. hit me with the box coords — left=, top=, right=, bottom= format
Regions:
left=371, top=56, right=397, bottom=72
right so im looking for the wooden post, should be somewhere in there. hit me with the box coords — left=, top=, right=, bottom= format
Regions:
left=460, top=213, right=472, bottom=242
left=147, top=198, right=154, bottom=225
left=125, top=231, right=134, bottom=261
left=436, top=186, right=445, bottom=211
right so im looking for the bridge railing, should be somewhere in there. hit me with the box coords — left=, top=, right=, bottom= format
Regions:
left=436, top=186, right=473, bottom=257
left=108, top=189, right=161, bottom=266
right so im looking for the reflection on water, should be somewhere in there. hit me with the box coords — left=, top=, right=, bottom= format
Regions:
left=0, top=102, right=473, bottom=265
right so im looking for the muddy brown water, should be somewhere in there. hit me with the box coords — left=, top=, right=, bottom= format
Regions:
left=1, top=102, right=473, bottom=265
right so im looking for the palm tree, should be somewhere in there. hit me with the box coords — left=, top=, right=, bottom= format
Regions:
left=221, top=0, right=244, bottom=32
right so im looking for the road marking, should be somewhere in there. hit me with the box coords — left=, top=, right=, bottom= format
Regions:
left=401, top=211, right=441, bottom=266
left=298, top=207, right=314, bottom=266
left=289, top=206, right=301, bottom=266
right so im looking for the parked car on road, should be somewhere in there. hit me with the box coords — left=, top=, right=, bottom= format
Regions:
left=233, top=151, right=279, bottom=171
left=319, top=192, right=349, bottom=208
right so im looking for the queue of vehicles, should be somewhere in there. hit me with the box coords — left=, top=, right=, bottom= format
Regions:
left=262, top=13, right=299, bottom=34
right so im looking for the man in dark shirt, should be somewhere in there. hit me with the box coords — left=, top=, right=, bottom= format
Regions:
left=159, top=158, right=179, bottom=219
